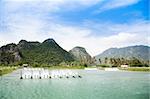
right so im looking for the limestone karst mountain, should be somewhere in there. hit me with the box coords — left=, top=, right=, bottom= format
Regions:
left=0, top=43, right=22, bottom=64
left=0, top=38, right=74, bottom=65
left=69, top=46, right=92, bottom=65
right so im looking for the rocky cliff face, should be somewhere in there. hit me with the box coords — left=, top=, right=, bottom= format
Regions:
left=69, top=46, right=92, bottom=64
left=0, top=43, right=22, bottom=64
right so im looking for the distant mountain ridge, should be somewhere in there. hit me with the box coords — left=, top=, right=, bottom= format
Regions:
left=0, top=39, right=149, bottom=66
left=95, top=45, right=150, bottom=63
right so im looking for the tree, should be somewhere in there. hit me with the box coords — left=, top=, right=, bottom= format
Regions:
left=109, top=58, right=113, bottom=65
left=104, top=57, right=108, bottom=64
left=129, top=57, right=142, bottom=67
left=99, top=58, right=101, bottom=64
left=84, top=64, right=88, bottom=67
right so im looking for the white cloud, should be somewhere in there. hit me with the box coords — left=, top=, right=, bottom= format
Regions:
left=1, top=0, right=141, bottom=16
left=95, top=0, right=140, bottom=13
left=2, top=0, right=101, bottom=14
left=4, top=0, right=140, bottom=15
left=47, top=20, right=149, bottom=56
left=0, top=19, right=149, bottom=56
left=0, top=0, right=149, bottom=57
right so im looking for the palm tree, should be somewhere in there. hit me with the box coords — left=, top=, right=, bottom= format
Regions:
left=104, top=57, right=108, bottom=64
left=109, top=58, right=113, bottom=65
left=99, top=58, right=101, bottom=64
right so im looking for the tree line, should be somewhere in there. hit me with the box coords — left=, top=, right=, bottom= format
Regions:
left=97, top=57, right=149, bottom=67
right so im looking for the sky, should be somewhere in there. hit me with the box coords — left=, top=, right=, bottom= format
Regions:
left=0, top=0, right=149, bottom=56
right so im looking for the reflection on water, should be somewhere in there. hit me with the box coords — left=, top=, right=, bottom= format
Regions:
left=0, top=69, right=149, bottom=99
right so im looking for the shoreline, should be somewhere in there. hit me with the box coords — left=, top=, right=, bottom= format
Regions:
left=0, top=66, right=149, bottom=76
left=118, top=67, right=150, bottom=72
left=0, top=67, right=18, bottom=76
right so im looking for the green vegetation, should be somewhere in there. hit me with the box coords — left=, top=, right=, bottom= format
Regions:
left=0, top=39, right=149, bottom=73
left=0, top=66, right=17, bottom=76
left=96, top=64, right=110, bottom=67
left=47, top=65, right=85, bottom=70
left=1, top=39, right=149, bottom=70
left=0, top=39, right=74, bottom=66
left=120, top=67, right=150, bottom=72
left=19, top=39, right=74, bottom=65
left=31, top=61, right=87, bottom=69
left=96, top=63, right=149, bottom=72
left=97, top=57, right=149, bottom=67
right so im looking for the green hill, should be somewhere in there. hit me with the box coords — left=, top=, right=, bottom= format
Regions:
left=0, top=39, right=74, bottom=66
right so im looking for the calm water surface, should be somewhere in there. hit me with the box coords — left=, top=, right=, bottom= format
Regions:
left=0, top=70, right=149, bottom=99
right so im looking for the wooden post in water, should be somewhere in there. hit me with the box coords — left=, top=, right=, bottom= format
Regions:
left=49, top=71, right=51, bottom=79
left=31, top=69, right=33, bottom=79
left=78, top=75, right=82, bottom=78
left=39, top=70, right=41, bottom=79
left=20, top=70, right=23, bottom=79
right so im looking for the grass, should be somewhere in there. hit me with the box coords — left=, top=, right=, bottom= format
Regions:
left=47, top=65, right=149, bottom=72
left=96, top=64, right=110, bottom=68
left=0, top=66, right=18, bottom=76
left=48, top=66, right=150, bottom=72
left=119, top=67, right=150, bottom=72
left=46, top=65, right=85, bottom=70
left=0, top=65, right=84, bottom=76
left=31, top=65, right=85, bottom=69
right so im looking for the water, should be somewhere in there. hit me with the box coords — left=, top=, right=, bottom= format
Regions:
left=0, top=69, right=149, bottom=99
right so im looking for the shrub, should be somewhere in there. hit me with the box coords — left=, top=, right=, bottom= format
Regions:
left=96, top=64, right=110, bottom=67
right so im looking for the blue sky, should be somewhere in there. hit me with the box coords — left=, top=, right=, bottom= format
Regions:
left=0, top=0, right=149, bottom=56
left=54, top=0, right=148, bottom=23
